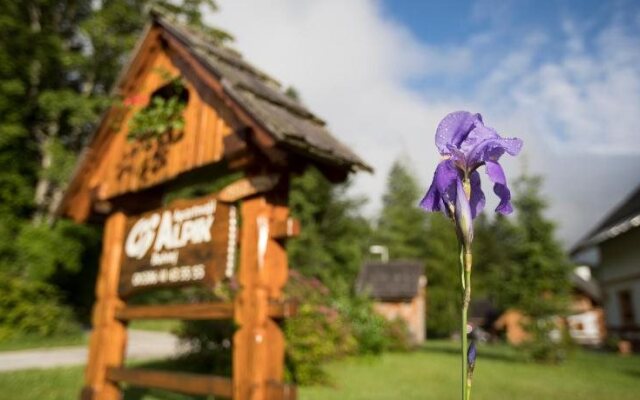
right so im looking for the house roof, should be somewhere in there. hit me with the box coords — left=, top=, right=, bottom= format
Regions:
left=570, top=273, right=602, bottom=303
left=152, top=12, right=372, bottom=173
left=356, top=261, right=425, bottom=301
left=571, top=184, right=640, bottom=253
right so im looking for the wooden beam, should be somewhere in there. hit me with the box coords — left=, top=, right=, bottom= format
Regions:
left=116, top=302, right=233, bottom=320
left=107, top=367, right=233, bottom=398
left=268, top=300, right=298, bottom=320
left=270, top=218, right=300, bottom=240
left=115, top=301, right=297, bottom=321
left=266, top=380, right=297, bottom=400
left=218, top=174, right=281, bottom=203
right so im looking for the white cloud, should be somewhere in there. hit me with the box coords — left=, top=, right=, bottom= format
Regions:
left=206, top=0, right=453, bottom=216
left=207, top=1, right=640, bottom=246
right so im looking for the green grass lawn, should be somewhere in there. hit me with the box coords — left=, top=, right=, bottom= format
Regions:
left=303, top=341, right=640, bottom=400
left=0, top=341, right=638, bottom=399
left=0, top=333, right=87, bottom=352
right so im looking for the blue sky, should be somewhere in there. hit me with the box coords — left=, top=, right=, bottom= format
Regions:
left=384, top=0, right=640, bottom=93
left=207, top=0, right=640, bottom=246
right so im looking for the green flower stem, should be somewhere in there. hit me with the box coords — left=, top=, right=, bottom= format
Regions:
left=460, top=246, right=473, bottom=400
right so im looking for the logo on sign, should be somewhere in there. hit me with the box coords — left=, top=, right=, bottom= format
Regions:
left=125, top=200, right=217, bottom=262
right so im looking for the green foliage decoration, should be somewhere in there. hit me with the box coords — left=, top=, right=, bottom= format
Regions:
left=127, top=77, right=187, bottom=141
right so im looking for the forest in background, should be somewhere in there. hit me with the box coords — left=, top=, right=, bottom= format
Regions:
left=0, top=0, right=573, bottom=383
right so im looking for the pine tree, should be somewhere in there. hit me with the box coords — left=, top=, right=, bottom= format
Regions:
left=486, top=173, right=572, bottom=361
left=423, top=213, right=460, bottom=337
left=375, top=159, right=464, bottom=337
left=375, top=160, right=428, bottom=260
left=288, top=166, right=371, bottom=292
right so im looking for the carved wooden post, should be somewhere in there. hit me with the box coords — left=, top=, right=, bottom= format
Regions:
left=81, top=212, right=128, bottom=400
left=234, top=179, right=291, bottom=400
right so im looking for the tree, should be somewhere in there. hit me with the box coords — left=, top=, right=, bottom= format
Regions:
left=487, top=174, right=571, bottom=315
left=485, top=173, right=572, bottom=361
left=288, top=166, right=371, bottom=292
left=374, top=159, right=463, bottom=337
left=0, top=0, right=228, bottom=334
left=375, top=160, right=429, bottom=260
left=423, top=213, right=460, bottom=337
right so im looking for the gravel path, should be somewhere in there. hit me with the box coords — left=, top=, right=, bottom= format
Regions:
left=0, top=330, right=182, bottom=372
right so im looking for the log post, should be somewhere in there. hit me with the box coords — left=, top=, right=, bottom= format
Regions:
left=81, top=212, right=128, bottom=400
left=233, top=179, right=291, bottom=400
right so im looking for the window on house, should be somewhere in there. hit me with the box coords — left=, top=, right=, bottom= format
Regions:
left=618, top=290, right=635, bottom=326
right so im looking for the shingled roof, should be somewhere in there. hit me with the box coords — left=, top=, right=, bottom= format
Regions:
left=356, top=261, right=425, bottom=301
left=152, top=12, right=371, bottom=173
left=572, top=183, right=640, bottom=253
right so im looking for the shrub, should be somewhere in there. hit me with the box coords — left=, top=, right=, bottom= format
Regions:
left=0, top=273, right=81, bottom=340
left=519, top=317, right=573, bottom=363
left=334, top=294, right=389, bottom=355
left=284, top=271, right=357, bottom=384
left=174, top=271, right=413, bottom=385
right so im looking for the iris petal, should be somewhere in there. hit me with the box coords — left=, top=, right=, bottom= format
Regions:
left=485, top=160, right=513, bottom=214
left=469, top=171, right=485, bottom=218
left=419, top=181, right=441, bottom=212
left=466, top=128, right=523, bottom=170
left=436, top=111, right=482, bottom=154
left=420, top=160, right=460, bottom=214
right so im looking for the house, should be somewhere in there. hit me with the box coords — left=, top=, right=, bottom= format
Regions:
left=356, top=261, right=426, bottom=344
left=494, top=270, right=605, bottom=346
left=572, top=184, right=640, bottom=351
left=566, top=268, right=606, bottom=346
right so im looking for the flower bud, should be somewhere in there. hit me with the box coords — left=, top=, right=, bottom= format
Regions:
left=467, top=341, right=477, bottom=369
left=455, top=179, right=474, bottom=248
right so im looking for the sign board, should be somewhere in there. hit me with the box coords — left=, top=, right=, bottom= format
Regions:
left=119, top=194, right=237, bottom=296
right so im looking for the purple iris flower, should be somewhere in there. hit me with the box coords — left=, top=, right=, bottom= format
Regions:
left=420, top=111, right=523, bottom=224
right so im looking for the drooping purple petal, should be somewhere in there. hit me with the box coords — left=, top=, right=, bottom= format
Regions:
left=435, top=111, right=482, bottom=155
left=419, top=180, right=441, bottom=212
left=420, top=160, right=459, bottom=214
left=469, top=170, right=485, bottom=218
left=485, top=160, right=513, bottom=214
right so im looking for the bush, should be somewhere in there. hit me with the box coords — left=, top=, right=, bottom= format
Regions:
left=519, top=317, right=573, bottom=363
left=174, top=271, right=413, bottom=385
left=335, top=294, right=392, bottom=355
left=284, top=271, right=357, bottom=384
left=285, top=271, right=412, bottom=383
left=0, top=273, right=81, bottom=340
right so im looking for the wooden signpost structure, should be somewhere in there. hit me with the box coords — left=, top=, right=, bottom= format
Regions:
left=58, top=11, right=370, bottom=400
